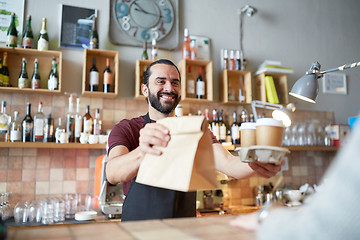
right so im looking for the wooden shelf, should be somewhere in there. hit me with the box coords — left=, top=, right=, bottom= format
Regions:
left=134, top=59, right=153, bottom=99
left=220, top=70, right=252, bottom=104
left=286, top=146, right=339, bottom=151
left=0, top=142, right=106, bottom=149
left=254, top=72, right=289, bottom=104
left=0, top=46, right=62, bottom=92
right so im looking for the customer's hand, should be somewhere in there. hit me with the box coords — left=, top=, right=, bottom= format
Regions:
left=139, top=123, right=170, bottom=156
left=248, top=161, right=283, bottom=178
left=230, top=212, right=259, bottom=231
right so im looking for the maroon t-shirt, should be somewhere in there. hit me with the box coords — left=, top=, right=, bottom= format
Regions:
left=107, top=114, right=219, bottom=195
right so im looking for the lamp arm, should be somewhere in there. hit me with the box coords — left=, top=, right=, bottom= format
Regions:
left=321, top=61, right=360, bottom=74
left=251, top=100, right=283, bottom=121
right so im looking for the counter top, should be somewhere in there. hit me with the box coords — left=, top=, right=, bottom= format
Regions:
left=7, top=215, right=254, bottom=240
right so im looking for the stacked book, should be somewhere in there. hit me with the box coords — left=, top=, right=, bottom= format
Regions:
left=265, top=76, right=279, bottom=104
left=256, top=60, right=294, bottom=75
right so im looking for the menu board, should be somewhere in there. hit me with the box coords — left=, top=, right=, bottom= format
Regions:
left=0, top=0, right=25, bottom=43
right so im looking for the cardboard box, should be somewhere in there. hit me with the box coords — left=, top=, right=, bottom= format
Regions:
left=330, top=124, right=350, bottom=147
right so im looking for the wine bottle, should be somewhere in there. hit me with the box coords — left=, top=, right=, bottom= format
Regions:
left=222, top=49, right=229, bottom=70
left=2, top=52, right=10, bottom=87
left=55, top=118, right=65, bottom=143
left=82, top=105, right=93, bottom=134
left=103, top=58, right=113, bottom=93
left=211, top=109, right=220, bottom=141
left=89, top=16, right=99, bottom=49
left=151, top=38, right=158, bottom=61
left=48, top=58, right=58, bottom=90
left=22, top=15, right=33, bottom=49
left=18, top=58, right=29, bottom=88
left=66, top=96, right=75, bottom=142
left=218, top=109, right=226, bottom=143
left=182, top=28, right=191, bottom=59
left=0, top=59, right=3, bottom=87
left=22, top=103, right=33, bottom=142
left=0, top=101, right=10, bottom=142
left=10, top=111, right=21, bottom=142
left=74, top=98, right=82, bottom=143
left=89, top=57, right=99, bottom=91
left=141, top=41, right=149, bottom=60
left=235, top=50, right=241, bottom=71
left=196, top=67, right=205, bottom=99
left=33, top=101, right=45, bottom=142
left=6, top=12, right=18, bottom=48
left=37, top=18, right=49, bottom=51
left=31, top=58, right=41, bottom=89
left=44, top=114, right=54, bottom=142
left=93, top=108, right=102, bottom=135
left=229, top=50, right=236, bottom=70
left=231, top=111, right=240, bottom=145
left=186, top=65, right=195, bottom=98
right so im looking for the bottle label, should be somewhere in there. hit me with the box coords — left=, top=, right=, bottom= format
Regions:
left=23, top=122, right=32, bottom=136
left=89, top=38, right=98, bottom=49
left=212, top=124, right=220, bottom=140
left=187, top=79, right=195, bottom=94
left=75, top=116, right=82, bottom=138
left=3, top=75, right=9, bottom=86
left=0, top=115, right=9, bottom=130
left=44, top=123, right=53, bottom=139
left=196, top=81, right=205, bottom=96
left=90, top=71, right=99, bottom=85
left=48, top=76, right=58, bottom=90
left=6, top=35, right=17, bottom=46
left=22, top=37, right=33, bottom=48
left=231, top=125, right=239, bottom=139
left=37, top=38, right=48, bottom=51
left=219, top=125, right=226, bottom=140
left=104, top=72, right=113, bottom=85
left=34, top=119, right=44, bottom=137
left=32, top=79, right=41, bottom=89
left=18, top=77, right=28, bottom=88
left=84, top=119, right=93, bottom=134
left=10, top=130, right=21, bottom=141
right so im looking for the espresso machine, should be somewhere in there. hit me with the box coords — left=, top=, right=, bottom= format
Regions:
left=98, top=155, right=125, bottom=219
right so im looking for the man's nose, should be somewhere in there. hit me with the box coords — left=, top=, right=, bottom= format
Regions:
left=163, top=81, right=174, bottom=92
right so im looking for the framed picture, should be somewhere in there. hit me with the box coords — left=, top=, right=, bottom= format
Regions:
left=60, top=5, right=97, bottom=48
left=322, top=72, right=347, bottom=95
left=0, top=0, right=25, bottom=43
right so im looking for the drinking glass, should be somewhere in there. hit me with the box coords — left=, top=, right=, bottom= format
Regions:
left=41, top=198, right=54, bottom=224
left=14, top=200, right=29, bottom=223
left=28, top=200, right=42, bottom=223
left=65, top=194, right=77, bottom=219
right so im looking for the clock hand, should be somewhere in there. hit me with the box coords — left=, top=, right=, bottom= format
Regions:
left=134, top=7, right=164, bottom=19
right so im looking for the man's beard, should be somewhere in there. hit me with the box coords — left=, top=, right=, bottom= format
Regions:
left=148, top=90, right=180, bottom=114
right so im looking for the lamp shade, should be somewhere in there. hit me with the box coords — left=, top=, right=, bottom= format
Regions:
left=289, top=73, right=319, bottom=103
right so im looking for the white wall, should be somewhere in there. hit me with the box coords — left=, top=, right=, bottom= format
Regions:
left=18, top=0, right=360, bottom=124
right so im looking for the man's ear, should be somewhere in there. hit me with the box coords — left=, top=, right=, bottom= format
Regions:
left=142, top=84, right=149, bottom=98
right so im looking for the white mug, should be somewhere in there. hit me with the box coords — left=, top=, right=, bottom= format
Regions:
left=88, top=134, right=99, bottom=144
left=80, top=133, right=89, bottom=144
left=99, top=135, right=108, bottom=144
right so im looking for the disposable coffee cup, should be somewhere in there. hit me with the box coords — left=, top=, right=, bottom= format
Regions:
left=256, top=118, right=285, bottom=147
left=239, top=122, right=256, bottom=147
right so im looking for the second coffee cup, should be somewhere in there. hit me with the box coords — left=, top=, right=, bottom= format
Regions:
left=255, top=118, right=285, bottom=147
left=239, top=122, right=257, bottom=147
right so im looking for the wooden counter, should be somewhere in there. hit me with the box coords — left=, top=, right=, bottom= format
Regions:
left=7, top=215, right=254, bottom=240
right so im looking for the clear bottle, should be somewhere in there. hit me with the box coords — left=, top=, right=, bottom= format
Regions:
left=141, top=41, right=149, bottom=60
left=31, top=58, right=41, bottom=89
left=22, top=15, right=33, bottom=49
left=82, top=105, right=93, bottom=134
left=222, top=49, right=229, bottom=70
left=231, top=111, right=240, bottom=145
left=211, top=109, right=220, bottom=141
left=93, top=108, right=102, bottom=135
left=89, top=16, right=99, bottom=49
left=89, top=57, right=99, bottom=91
left=48, top=58, right=58, bottom=90
left=74, top=98, right=82, bottom=143
left=186, top=65, right=195, bottom=98
left=103, top=58, right=113, bottom=93
left=33, top=101, right=45, bottom=142
left=55, top=118, right=65, bottom=143
left=182, top=28, right=191, bottom=59
left=0, top=101, right=10, bottom=142
left=190, top=40, right=197, bottom=60
left=44, top=114, right=54, bottom=142
left=10, top=111, right=21, bottom=142
left=37, top=17, right=49, bottom=51
left=235, top=50, right=241, bottom=70
left=18, top=58, right=29, bottom=88
left=66, top=95, right=75, bottom=142
left=6, top=12, right=18, bottom=48
left=2, top=52, right=10, bottom=87
left=22, top=103, right=33, bottom=142
left=218, top=109, right=226, bottom=143
left=204, top=108, right=211, bottom=129
left=196, top=67, right=205, bottom=99
left=151, top=38, right=158, bottom=61
left=228, top=50, right=236, bottom=70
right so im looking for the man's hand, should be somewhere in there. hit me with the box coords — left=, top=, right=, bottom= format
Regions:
left=248, top=162, right=282, bottom=178
left=139, top=123, right=170, bottom=156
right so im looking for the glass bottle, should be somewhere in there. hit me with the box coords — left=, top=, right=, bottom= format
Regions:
left=231, top=111, right=240, bottom=145
left=18, top=58, right=29, bottom=88
left=103, top=58, right=113, bottom=93
left=31, top=58, right=41, bottom=89
left=74, top=98, right=82, bottom=143
left=151, top=38, right=158, bottom=61
left=22, top=103, right=33, bottom=142
left=10, top=111, right=21, bottom=142
left=235, top=50, right=241, bottom=71
left=22, top=15, right=33, bottom=49
left=89, top=57, right=99, bottom=91
left=141, top=41, right=148, bottom=60
left=89, top=16, right=99, bottom=49
left=196, top=67, right=205, bottom=99
left=218, top=109, right=226, bottom=143
left=211, top=109, right=220, bottom=141
left=82, top=105, right=93, bottom=134
left=186, top=65, right=195, bottom=98
left=2, top=52, right=10, bottom=87
left=6, top=12, right=18, bottom=48
left=0, top=101, right=10, bottom=142
left=44, top=114, right=54, bottom=142
left=182, top=28, right=191, bottom=59
left=204, top=108, right=211, bottom=129
left=0, top=59, right=3, bottom=87
left=190, top=40, right=197, bottom=60
left=33, top=101, right=45, bottom=142
left=222, top=49, right=229, bottom=70
left=37, top=17, right=49, bottom=51
left=66, top=95, right=75, bottom=142
left=93, top=108, right=102, bottom=135
left=55, top=118, right=65, bottom=143
left=229, top=50, right=236, bottom=70
left=48, top=58, right=58, bottom=90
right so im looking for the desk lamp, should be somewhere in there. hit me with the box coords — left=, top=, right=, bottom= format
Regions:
left=289, top=61, right=360, bottom=103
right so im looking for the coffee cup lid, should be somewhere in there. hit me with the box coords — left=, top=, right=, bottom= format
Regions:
left=239, top=122, right=257, bottom=130
left=256, top=118, right=285, bottom=127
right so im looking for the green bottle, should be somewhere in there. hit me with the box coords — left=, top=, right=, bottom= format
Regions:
left=89, top=16, right=99, bottom=49
left=6, top=12, right=18, bottom=48
left=22, top=15, right=33, bottom=48
left=0, top=59, right=3, bottom=87
left=2, top=53, right=10, bottom=87
left=18, top=58, right=29, bottom=88
left=37, top=18, right=49, bottom=51
left=31, top=59, right=41, bottom=89
left=48, top=58, right=58, bottom=90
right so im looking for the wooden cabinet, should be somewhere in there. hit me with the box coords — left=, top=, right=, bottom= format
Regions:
left=254, top=72, right=289, bottom=104
left=0, top=142, right=106, bottom=149
left=220, top=70, right=252, bottom=104
left=0, top=47, right=62, bottom=94
left=134, top=59, right=153, bottom=99
left=82, top=49, right=119, bottom=98
left=178, top=59, right=213, bottom=102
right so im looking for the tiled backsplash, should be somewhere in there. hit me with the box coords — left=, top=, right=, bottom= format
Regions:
left=0, top=92, right=337, bottom=207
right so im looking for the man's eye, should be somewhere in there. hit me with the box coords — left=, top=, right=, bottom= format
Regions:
left=172, top=82, right=180, bottom=86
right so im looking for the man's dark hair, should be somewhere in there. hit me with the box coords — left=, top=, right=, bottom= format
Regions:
left=143, top=59, right=181, bottom=86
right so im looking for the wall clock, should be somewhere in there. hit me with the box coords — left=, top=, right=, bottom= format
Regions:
left=109, top=0, right=179, bottom=50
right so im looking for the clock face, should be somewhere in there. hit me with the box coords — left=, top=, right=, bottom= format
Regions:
left=114, top=0, right=175, bottom=43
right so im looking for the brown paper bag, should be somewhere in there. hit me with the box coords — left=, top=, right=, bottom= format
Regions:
left=136, top=116, right=218, bottom=192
